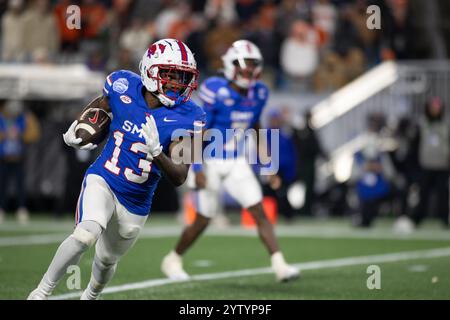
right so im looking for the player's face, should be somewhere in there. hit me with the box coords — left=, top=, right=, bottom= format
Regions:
left=233, top=58, right=262, bottom=82
left=159, top=67, right=195, bottom=97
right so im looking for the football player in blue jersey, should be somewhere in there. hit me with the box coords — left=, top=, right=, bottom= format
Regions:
left=28, top=39, right=206, bottom=300
left=161, top=40, right=300, bottom=282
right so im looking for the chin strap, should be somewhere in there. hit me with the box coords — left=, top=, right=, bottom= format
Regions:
left=150, top=91, right=174, bottom=107
left=154, top=91, right=186, bottom=107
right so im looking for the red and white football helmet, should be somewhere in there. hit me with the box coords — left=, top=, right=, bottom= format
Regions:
left=140, top=38, right=199, bottom=107
left=222, top=40, right=263, bottom=89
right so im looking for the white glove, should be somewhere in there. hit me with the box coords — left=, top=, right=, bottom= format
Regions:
left=141, top=116, right=163, bottom=161
left=62, top=120, right=97, bottom=151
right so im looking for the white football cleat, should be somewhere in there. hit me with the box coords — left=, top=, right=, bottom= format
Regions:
left=80, top=286, right=99, bottom=300
left=273, top=264, right=300, bottom=282
left=27, top=275, right=56, bottom=300
left=80, top=275, right=104, bottom=300
left=393, top=216, right=415, bottom=234
left=27, top=288, right=49, bottom=300
left=161, top=251, right=190, bottom=281
left=271, top=251, right=300, bottom=282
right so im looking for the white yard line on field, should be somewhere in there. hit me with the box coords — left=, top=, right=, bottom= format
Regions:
left=50, top=246, right=450, bottom=300
left=1, top=225, right=450, bottom=247
left=0, top=234, right=67, bottom=246
left=0, top=222, right=75, bottom=232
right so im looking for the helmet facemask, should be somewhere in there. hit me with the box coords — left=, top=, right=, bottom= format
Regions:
left=147, top=64, right=199, bottom=106
left=231, top=58, right=263, bottom=89
left=222, top=40, right=264, bottom=89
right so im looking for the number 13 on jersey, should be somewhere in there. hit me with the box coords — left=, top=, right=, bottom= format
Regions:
left=104, top=131, right=152, bottom=184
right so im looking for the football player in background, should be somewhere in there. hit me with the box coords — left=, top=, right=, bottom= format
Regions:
left=161, top=40, right=300, bottom=282
left=28, top=39, right=205, bottom=300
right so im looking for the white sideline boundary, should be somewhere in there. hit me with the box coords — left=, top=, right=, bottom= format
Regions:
left=50, top=246, right=450, bottom=300
left=2, top=225, right=450, bottom=247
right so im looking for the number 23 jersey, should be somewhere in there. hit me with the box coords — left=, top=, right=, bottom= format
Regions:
left=86, top=70, right=205, bottom=216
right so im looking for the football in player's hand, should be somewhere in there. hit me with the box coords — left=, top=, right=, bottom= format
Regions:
left=75, top=108, right=111, bottom=146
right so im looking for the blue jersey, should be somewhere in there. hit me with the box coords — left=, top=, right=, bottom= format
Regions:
left=197, top=76, right=269, bottom=159
left=87, top=70, right=205, bottom=216
left=0, top=114, right=26, bottom=159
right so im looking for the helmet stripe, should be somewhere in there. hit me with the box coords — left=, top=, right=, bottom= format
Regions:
left=246, top=42, right=252, bottom=53
left=176, top=40, right=188, bottom=63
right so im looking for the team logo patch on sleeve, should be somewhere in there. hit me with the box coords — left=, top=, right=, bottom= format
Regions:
left=113, top=78, right=129, bottom=94
left=120, top=95, right=132, bottom=104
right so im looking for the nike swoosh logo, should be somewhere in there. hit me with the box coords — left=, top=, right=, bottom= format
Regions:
left=163, top=117, right=177, bottom=122
left=88, top=110, right=99, bottom=124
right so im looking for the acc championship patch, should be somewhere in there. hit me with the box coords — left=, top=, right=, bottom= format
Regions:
left=113, top=78, right=129, bottom=94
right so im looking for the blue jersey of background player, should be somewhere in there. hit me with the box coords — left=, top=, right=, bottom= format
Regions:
left=161, top=40, right=299, bottom=284
left=85, top=69, right=205, bottom=216
left=196, top=75, right=269, bottom=159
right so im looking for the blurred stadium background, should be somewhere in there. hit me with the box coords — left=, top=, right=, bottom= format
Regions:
left=1, top=0, right=450, bottom=299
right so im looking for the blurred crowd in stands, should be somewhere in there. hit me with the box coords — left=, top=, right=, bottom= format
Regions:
left=259, top=96, right=450, bottom=231
left=1, top=0, right=449, bottom=230
left=2, top=93, right=449, bottom=230
left=347, top=96, right=450, bottom=230
left=1, top=0, right=446, bottom=92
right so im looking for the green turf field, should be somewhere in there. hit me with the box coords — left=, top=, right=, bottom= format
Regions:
left=1, top=214, right=449, bottom=300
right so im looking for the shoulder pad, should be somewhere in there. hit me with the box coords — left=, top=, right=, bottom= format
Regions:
left=103, top=70, right=140, bottom=97
left=198, top=76, right=229, bottom=105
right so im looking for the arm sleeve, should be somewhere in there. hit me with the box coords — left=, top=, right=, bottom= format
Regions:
left=103, top=73, right=114, bottom=97
left=192, top=81, right=216, bottom=172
